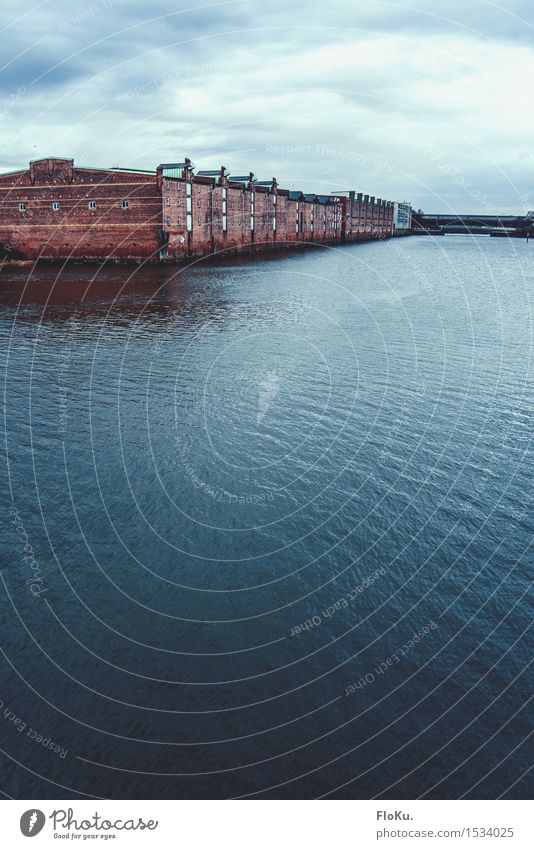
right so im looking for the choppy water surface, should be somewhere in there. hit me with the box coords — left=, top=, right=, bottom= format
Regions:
left=1, top=236, right=533, bottom=798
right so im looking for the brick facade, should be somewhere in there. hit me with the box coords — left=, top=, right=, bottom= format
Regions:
left=0, top=157, right=398, bottom=263
left=0, top=158, right=161, bottom=261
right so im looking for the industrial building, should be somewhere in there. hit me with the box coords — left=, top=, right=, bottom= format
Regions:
left=0, top=157, right=409, bottom=263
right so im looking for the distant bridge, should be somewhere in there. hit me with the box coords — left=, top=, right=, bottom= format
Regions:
left=412, top=212, right=533, bottom=237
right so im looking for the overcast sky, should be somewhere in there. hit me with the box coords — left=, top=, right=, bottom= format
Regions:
left=1, top=0, right=533, bottom=212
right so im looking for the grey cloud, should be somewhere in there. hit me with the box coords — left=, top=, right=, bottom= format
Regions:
left=0, top=0, right=533, bottom=212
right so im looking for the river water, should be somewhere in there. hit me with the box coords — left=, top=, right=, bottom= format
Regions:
left=1, top=235, right=532, bottom=798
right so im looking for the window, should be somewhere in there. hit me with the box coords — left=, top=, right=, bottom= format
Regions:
left=186, top=183, right=193, bottom=231
left=52, top=202, right=60, bottom=211
left=165, top=217, right=170, bottom=226
left=88, top=201, right=96, bottom=210
left=19, top=203, right=26, bottom=211
left=250, top=191, right=255, bottom=231
left=198, top=199, right=201, bottom=208
left=186, top=184, right=192, bottom=210
left=121, top=200, right=129, bottom=209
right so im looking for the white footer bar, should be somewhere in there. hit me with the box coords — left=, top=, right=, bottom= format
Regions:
left=2, top=799, right=532, bottom=848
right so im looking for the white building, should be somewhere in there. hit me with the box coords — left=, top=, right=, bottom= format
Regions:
left=394, top=201, right=412, bottom=232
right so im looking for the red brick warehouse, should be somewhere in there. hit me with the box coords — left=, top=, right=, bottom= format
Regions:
left=0, top=157, right=401, bottom=263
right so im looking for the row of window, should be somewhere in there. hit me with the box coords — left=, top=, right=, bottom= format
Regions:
left=165, top=217, right=207, bottom=227
left=167, top=197, right=208, bottom=209
left=18, top=200, right=130, bottom=212
left=163, top=215, right=346, bottom=234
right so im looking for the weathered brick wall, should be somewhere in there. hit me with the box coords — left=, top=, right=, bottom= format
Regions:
left=211, top=184, right=226, bottom=254
left=161, top=177, right=188, bottom=260
left=189, top=179, right=213, bottom=256
left=282, top=194, right=298, bottom=244
left=340, top=195, right=394, bottom=242
left=302, top=200, right=314, bottom=242
left=0, top=157, right=396, bottom=263
left=251, top=188, right=272, bottom=248
left=0, top=158, right=162, bottom=261
left=276, top=192, right=285, bottom=239
left=224, top=184, right=250, bottom=254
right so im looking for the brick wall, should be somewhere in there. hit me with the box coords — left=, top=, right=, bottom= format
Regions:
left=0, top=157, right=397, bottom=263
left=0, top=158, right=162, bottom=261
